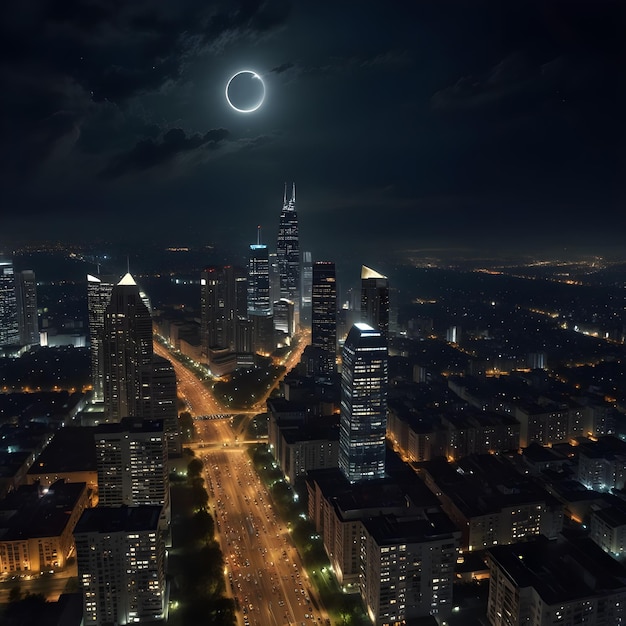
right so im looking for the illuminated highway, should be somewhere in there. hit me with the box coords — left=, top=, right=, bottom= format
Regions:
left=156, top=330, right=327, bottom=625
left=198, top=425, right=327, bottom=626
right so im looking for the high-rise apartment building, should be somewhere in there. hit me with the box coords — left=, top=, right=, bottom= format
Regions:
left=74, top=505, right=166, bottom=626
left=361, top=265, right=389, bottom=340
left=277, top=183, right=300, bottom=312
left=361, top=514, right=458, bottom=624
left=311, top=261, right=337, bottom=375
left=16, top=269, right=38, bottom=345
left=87, top=273, right=117, bottom=402
left=138, top=355, right=180, bottom=456
left=103, top=273, right=153, bottom=421
left=94, top=417, right=169, bottom=515
left=0, top=259, right=19, bottom=345
left=339, top=323, right=388, bottom=483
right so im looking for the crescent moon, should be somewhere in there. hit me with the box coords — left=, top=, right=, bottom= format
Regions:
left=225, top=70, right=266, bottom=113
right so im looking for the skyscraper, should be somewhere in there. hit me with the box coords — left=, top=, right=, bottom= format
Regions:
left=247, top=229, right=271, bottom=318
left=339, top=323, right=388, bottom=483
left=87, top=273, right=117, bottom=402
left=16, top=269, right=38, bottom=345
left=301, top=251, right=313, bottom=323
left=248, top=229, right=274, bottom=355
left=273, top=297, right=295, bottom=339
left=201, top=266, right=227, bottom=355
left=276, top=183, right=300, bottom=312
left=0, top=259, right=18, bottom=345
left=361, top=265, right=389, bottom=340
left=269, top=251, right=281, bottom=306
left=311, top=261, right=337, bottom=375
left=201, top=265, right=247, bottom=355
left=103, top=273, right=153, bottom=421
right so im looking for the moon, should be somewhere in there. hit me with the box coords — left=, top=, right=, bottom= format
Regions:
left=225, top=70, right=266, bottom=113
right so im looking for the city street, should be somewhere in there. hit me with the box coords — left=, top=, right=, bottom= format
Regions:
left=198, top=428, right=327, bottom=626
left=0, top=563, right=77, bottom=603
left=158, top=330, right=327, bottom=625
left=153, top=341, right=228, bottom=416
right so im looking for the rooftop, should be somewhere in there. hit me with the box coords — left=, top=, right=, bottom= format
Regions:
left=117, top=272, right=136, bottom=286
left=361, top=265, right=387, bottom=280
left=488, top=532, right=626, bottom=605
left=28, top=426, right=97, bottom=475
left=0, top=480, right=87, bottom=540
left=74, top=505, right=162, bottom=535
left=417, top=454, right=561, bottom=518
left=363, top=510, right=459, bottom=546
left=94, top=417, right=164, bottom=435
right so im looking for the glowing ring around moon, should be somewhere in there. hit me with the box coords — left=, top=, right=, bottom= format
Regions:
left=225, top=70, right=266, bottom=113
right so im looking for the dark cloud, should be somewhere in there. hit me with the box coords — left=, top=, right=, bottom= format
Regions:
left=77, top=102, right=162, bottom=155
left=291, top=49, right=412, bottom=80
left=236, top=134, right=276, bottom=152
left=431, top=53, right=544, bottom=114
left=0, top=0, right=292, bottom=183
left=101, top=127, right=230, bottom=179
left=270, top=62, right=294, bottom=74
left=430, top=51, right=612, bottom=115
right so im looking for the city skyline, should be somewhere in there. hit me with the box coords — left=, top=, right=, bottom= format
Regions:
left=0, top=3, right=625, bottom=625
left=2, top=228, right=626, bottom=624
left=0, top=1, right=623, bottom=259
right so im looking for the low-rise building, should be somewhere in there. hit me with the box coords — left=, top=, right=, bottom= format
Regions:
left=590, top=499, right=626, bottom=559
left=386, top=408, right=442, bottom=463
left=268, top=404, right=339, bottom=483
left=487, top=534, right=626, bottom=625
left=577, top=435, right=626, bottom=492
left=0, top=480, right=89, bottom=574
left=26, top=426, right=98, bottom=498
left=417, top=454, right=563, bottom=551
left=441, top=411, right=520, bottom=460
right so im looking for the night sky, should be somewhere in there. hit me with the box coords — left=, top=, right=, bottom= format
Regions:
left=0, top=1, right=624, bottom=260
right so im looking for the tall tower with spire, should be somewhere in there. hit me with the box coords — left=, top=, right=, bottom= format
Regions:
left=276, top=182, right=300, bottom=315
